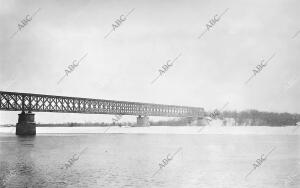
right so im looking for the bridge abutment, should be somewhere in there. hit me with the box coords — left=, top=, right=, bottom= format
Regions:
left=16, top=111, right=36, bottom=136
left=136, top=115, right=150, bottom=127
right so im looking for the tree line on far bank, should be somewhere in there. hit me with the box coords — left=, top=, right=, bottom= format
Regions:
left=219, top=110, right=300, bottom=126
left=25, top=109, right=300, bottom=127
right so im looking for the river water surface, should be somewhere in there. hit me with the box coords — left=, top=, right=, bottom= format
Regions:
left=0, top=127, right=299, bottom=188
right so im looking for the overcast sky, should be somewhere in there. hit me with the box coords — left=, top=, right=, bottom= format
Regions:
left=0, top=0, right=299, bottom=124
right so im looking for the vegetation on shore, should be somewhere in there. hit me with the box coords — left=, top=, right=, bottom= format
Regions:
left=220, top=110, right=300, bottom=126
left=1, top=110, right=299, bottom=127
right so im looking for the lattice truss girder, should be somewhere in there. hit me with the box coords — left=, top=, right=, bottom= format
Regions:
left=0, top=91, right=204, bottom=117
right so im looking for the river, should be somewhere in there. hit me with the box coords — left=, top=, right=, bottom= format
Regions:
left=0, top=126, right=299, bottom=187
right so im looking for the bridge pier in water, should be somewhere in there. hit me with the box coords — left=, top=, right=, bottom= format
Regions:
left=16, top=111, right=36, bottom=136
left=187, top=116, right=207, bottom=126
left=136, top=115, right=150, bottom=127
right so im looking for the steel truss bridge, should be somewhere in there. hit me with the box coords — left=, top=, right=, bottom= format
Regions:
left=0, top=91, right=204, bottom=117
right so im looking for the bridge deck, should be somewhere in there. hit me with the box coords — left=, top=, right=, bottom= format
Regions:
left=0, top=91, right=204, bottom=117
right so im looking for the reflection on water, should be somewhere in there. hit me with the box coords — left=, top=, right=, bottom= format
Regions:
left=0, top=132, right=299, bottom=188
left=1, top=136, right=50, bottom=187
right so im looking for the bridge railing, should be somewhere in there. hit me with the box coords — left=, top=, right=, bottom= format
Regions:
left=0, top=91, right=204, bottom=117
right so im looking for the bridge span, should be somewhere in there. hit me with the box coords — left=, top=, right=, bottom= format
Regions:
left=0, top=91, right=205, bottom=135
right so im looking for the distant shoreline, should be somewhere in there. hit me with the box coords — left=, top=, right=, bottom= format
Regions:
left=0, top=126, right=299, bottom=135
left=0, top=124, right=299, bottom=127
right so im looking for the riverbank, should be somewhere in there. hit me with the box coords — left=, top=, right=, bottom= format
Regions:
left=0, top=125, right=299, bottom=135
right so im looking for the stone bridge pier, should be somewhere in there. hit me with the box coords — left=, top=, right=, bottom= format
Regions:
left=136, top=115, right=150, bottom=127
left=186, top=116, right=207, bottom=126
left=16, top=111, right=36, bottom=135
